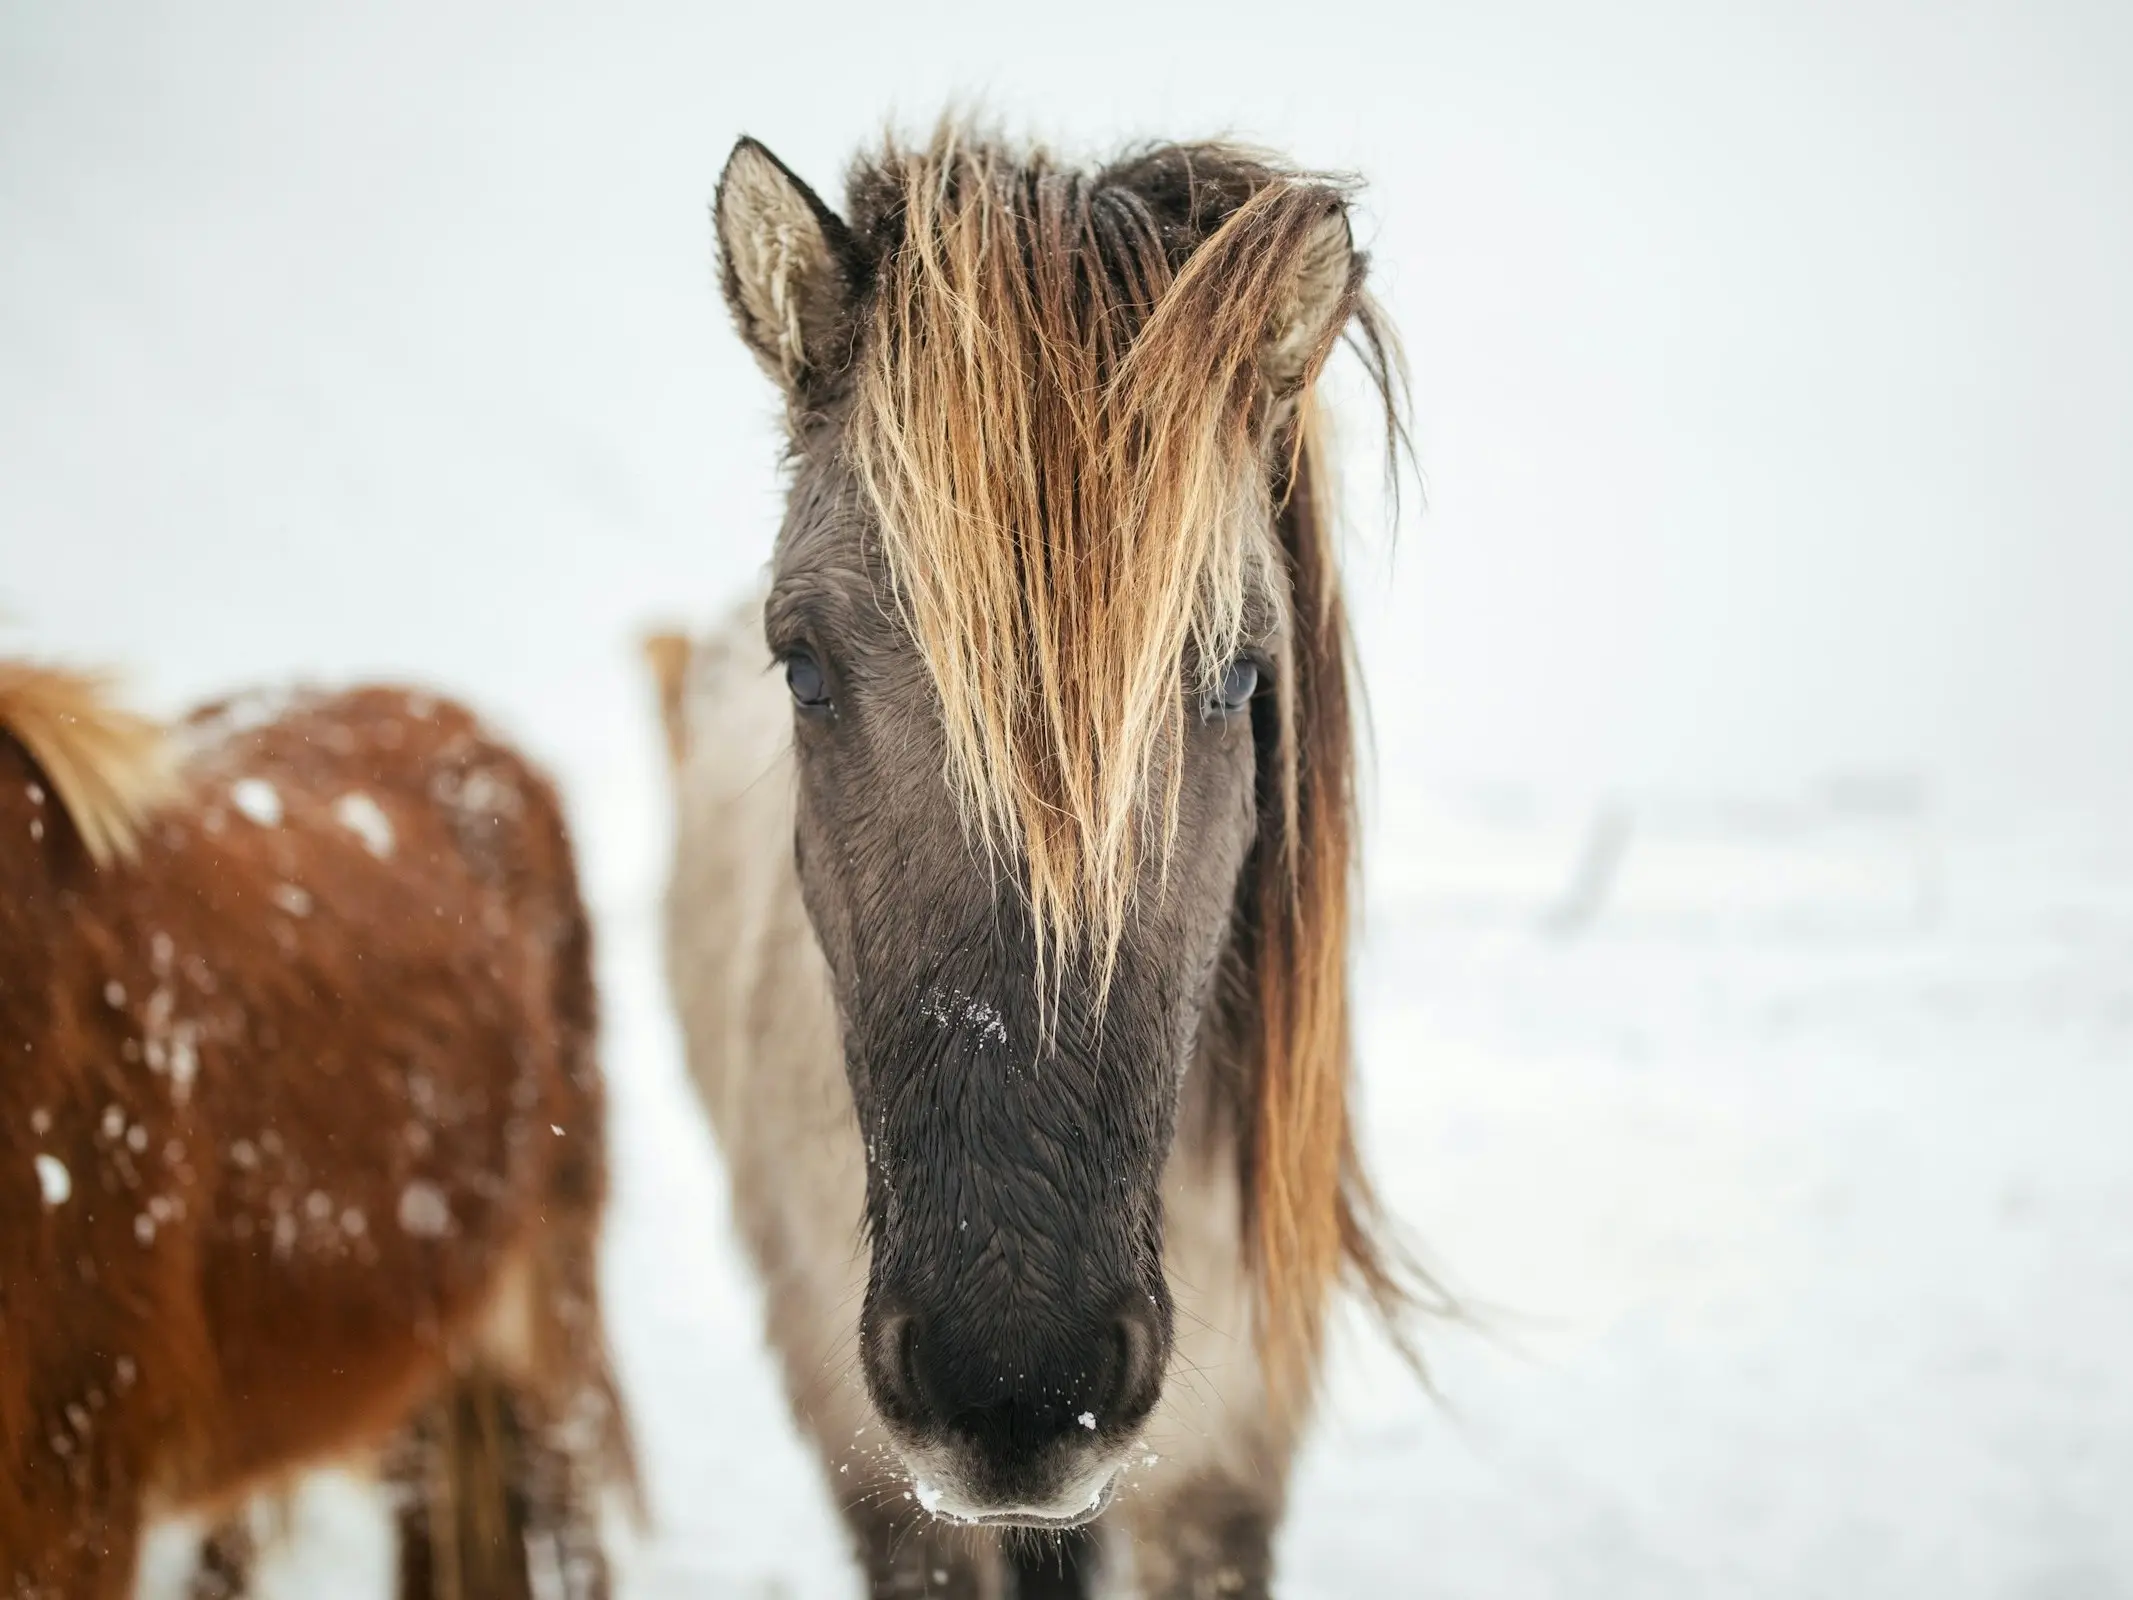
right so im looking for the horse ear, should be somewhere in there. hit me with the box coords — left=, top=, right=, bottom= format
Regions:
left=1259, top=203, right=1359, bottom=400
left=714, top=137, right=858, bottom=399
left=640, top=629, right=692, bottom=770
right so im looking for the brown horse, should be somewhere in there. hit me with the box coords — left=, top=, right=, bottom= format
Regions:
left=651, top=124, right=1442, bottom=1597
left=0, top=663, right=633, bottom=1598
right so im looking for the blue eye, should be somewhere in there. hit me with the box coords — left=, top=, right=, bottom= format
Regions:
left=1211, top=658, right=1260, bottom=715
left=784, top=651, right=831, bottom=710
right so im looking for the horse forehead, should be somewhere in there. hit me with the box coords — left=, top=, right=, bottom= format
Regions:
left=765, top=537, right=881, bottom=637
left=775, top=462, right=1288, bottom=627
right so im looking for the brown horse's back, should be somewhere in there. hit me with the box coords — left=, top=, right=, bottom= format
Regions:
left=1, top=682, right=620, bottom=1588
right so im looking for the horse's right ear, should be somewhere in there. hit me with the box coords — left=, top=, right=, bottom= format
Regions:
left=714, top=138, right=859, bottom=402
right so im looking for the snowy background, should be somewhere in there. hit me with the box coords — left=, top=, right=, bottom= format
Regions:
left=5, top=1, right=2130, bottom=1594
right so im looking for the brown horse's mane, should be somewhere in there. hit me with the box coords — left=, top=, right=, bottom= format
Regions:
left=839, top=124, right=1441, bottom=1411
left=0, top=663, right=177, bottom=866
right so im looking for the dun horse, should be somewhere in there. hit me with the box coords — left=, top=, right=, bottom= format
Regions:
left=652, top=125, right=1437, bottom=1597
left=0, top=664, right=633, bottom=1597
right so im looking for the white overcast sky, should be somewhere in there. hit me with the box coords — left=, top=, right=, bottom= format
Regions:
left=3, top=0, right=2127, bottom=816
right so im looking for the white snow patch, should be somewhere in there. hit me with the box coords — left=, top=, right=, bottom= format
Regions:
left=34, top=1153, right=71, bottom=1206
left=396, top=1180, right=451, bottom=1238
left=918, top=986, right=1010, bottom=1046
left=168, top=1024, right=199, bottom=1103
left=454, top=766, right=522, bottom=818
left=333, top=792, right=394, bottom=858
left=1077, top=1411, right=1097, bottom=1431
left=190, top=688, right=301, bottom=744
left=230, top=778, right=284, bottom=828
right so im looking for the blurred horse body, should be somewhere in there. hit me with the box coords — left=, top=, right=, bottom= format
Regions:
left=0, top=664, right=632, bottom=1598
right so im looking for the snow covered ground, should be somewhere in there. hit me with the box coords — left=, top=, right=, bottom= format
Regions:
left=8, top=2, right=2129, bottom=1593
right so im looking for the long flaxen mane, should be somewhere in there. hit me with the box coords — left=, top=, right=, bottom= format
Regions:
left=0, top=662, right=177, bottom=866
left=840, top=127, right=1440, bottom=1408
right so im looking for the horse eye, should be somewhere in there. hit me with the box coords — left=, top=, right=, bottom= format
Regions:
left=784, top=651, right=832, bottom=711
left=1210, top=658, right=1260, bottom=715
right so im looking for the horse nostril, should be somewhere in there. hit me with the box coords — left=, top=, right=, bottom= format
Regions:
left=1105, top=1303, right=1164, bottom=1423
left=867, top=1290, right=1167, bottom=1465
left=871, top=1310, right=928, bottom=1422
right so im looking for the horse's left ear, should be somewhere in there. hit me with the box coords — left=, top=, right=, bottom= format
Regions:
left=714, top=137, right=861, bottom=402
left=1260, top=203, right=1360, bottom=400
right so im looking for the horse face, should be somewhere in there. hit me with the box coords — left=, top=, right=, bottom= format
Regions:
left=713, top=130, right=1369, bottom=1526
left=765, top=465, right=1268, bottom=1524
